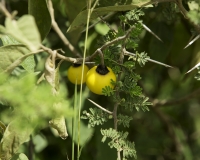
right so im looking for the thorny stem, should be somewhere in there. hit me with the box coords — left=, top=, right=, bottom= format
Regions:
left=113, top=26, right=132, bottom=160
left=112, top=26, right=134, bottom=160
left=88, top=25, right=136, bottom=61
left=48, top=0, right=82, bottom=58
left=41, top=26, right=137, bottom=64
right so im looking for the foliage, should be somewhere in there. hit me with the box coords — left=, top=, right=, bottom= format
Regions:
left=0, top=0, right=200, bottom=159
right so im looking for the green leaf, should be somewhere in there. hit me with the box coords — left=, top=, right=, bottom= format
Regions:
left=0, top=44, right=30, bottom=73
left=0, top=120, right=33, bottom=160
left=5, top=15, right=41, bottom=51
left=187, top=10, right=200, bottom=25
left=0, top=35, right=36, bottom=72
left=67, top=0, right=151, bottom=32
left=32, top=134, right=48, bottom=153
left=11, top=153, right=29, bottom=160
left=28, top=0, right=51, bottom=40
left=95, top=23, right=110, bottom=35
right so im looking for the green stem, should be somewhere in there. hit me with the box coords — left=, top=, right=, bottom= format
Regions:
left=77, top=0, right=94, bottom=159
left=72, top=81, right=77, bottom=160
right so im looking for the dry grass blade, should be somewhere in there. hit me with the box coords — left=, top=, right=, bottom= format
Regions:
left=184, top=34, right=200, bottom=49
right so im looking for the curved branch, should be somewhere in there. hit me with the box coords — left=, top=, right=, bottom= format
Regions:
left=0, top=0, right=12, bottom=18
left=175, top=0, right=200, bottom=34
left=153, top=88, right=200, bottom=107
left=151, top=107, right=182, bottom=154
left=48, top=0, right=82, bottom=58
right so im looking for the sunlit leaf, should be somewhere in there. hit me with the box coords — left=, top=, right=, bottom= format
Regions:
left=5, top=15, right=41, bottom=51
left=0, top=121, right=33, bottom=160
left=0, top=44, right=30, bottom=73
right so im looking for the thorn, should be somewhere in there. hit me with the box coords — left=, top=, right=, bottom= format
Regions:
left=146, top=58, right=174, bottom=68
left=185, top=62, right=200, bottom=74
left=184, top=34, right=200, bottom=49
left=125, top=51, right=173, bottom=68
left=141, top=23, right=163, bottom=42
left=87, top=99, right=113, bottom=114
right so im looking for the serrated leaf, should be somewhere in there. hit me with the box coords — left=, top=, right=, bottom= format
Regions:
left=5, top=15, right=41, bottom=51
left=11, top=153, right=29, bottom=160
left=67, top=0, right=152, bottom=32
left=0, top=121, right=33, bottom=160
left=1, top=35, right=20, bottom=46
left=21, top=55, right=35, bottom=72
left=0, top=44, right=30, bottom=73
left=49, top=116, right=68, bottom=140
left=0, top=35, right=36, bottom=72
left=28, top=0, right=51, bottom=40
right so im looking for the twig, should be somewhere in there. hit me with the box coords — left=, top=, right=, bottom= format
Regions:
left=0, top=0, right=12, bottom=18
left=151, top=107, right=182, bottom=154
left=28, top=135, right=34, bottom=160
left=175, top=0, right=200, bottom=34
left=153, top=88, right=200, bottom=107
left=47, top=0, right=82, bottom=58
left=4, top=49, right=44, bottom=73
left=40, top=25, right=136, bottom=64
left=97, top=49, right=105, bottom=66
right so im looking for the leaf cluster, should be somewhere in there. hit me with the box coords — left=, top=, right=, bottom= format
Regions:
left=117, top=114, right=133, bottom=128
left=81, top=108, right=111, bottom=128
left=101, top=128, right=136, bottom=159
